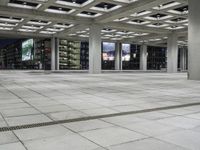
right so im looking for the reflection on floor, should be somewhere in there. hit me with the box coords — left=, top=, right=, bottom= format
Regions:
left=0, top=71, right=200, bottom=150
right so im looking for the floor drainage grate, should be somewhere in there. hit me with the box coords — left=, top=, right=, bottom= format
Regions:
left=1, top=102, right=200, bottom=132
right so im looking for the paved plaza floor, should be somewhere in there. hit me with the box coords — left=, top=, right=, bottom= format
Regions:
left=0, top=71, right=200, bottom=150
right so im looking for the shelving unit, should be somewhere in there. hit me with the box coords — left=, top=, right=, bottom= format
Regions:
left=34, top=39, right=51, bottom=70
left=59, top=39, right=68, bottom=70
left=147, top=46, right=166, bottom=70
left=59, top=39, right=81, bottom=70
left=80, top=42, right=89, bottom=70
left=2, top=40, right=22, bottom=69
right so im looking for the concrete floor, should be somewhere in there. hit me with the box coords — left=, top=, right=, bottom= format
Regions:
left=0, top=71, right=200, bottom=150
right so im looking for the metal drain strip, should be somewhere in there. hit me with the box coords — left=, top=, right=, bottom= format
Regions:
left=1, top=102, right=200, bottom=132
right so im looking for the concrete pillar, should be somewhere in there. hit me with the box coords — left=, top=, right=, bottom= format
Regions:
left=167, top=32, right=178, bottom=73
left=55, top=38, right=59, bottom=70
left=115, top=42, right=122, bottom=70
left=188, top=0, right=200, bottom=80
left=140, top=44, right=147, bottom=71
left=89, top=24, right=102, bottom=74
left=180, top=47, right=187, bottom=71
left=51, top=37, right=56, bottom=71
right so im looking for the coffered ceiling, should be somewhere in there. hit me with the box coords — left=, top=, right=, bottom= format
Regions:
left=0, top=0, right=188, bottom=45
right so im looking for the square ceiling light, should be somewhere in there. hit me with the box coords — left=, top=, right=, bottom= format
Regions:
left=22, top=25, right=43, bottom=30
left=77, top=11, right=101, bottom=18
left=168, top=5, right=188, bottom=15
left=166, top=25, right=185, bottom=30
left=131, top=10, right=152, bottom=17
left=114, top=17, right=129, bottom=22
left=0, top=16, right=23, bottom=23
left=0, top=27, right=13, bottom=30
left=8, top=0, right=41, bottom=9
left=53, top=23, right=74, bottom=28
left=45, top=6, right=75, bottom=14
left=56, top=0, right=94, bottom=7
left=27, top=20, right=51, bottom=26
left=127, top=19, right=150, bottom=25
left=46, top=27, right=64, bottom=32
left=0, top=22, right=18, bottom=27
left=153, top=1, right=181, bottom=10
left=102, top=28, right=116, bottom=33
left=144, top=13, right=173, bottom=20
left=18, top=28, right=36, bottom=32
left=165, top=18, right=188, bottom=24
left=90, top=2, right=121, bottom=12
left=40, top=31, right=56, bottom=34
left=113, top=0, right=138, bottom=3
left=147, top=23, right=169, bottom=28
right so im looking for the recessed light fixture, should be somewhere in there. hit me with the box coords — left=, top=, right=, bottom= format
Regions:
left=56, top=0, right=94, bottom=7
left=90, top=2, right=121, bottom=12
left=8, top=0, right=41, bottom=9
left=18, top=28, right=36, bottom=32
left=153, top=1, right=181, bottom=10
left=40, top=31, right=56, bottom=34
left=0, top=27, right=13, bottom=30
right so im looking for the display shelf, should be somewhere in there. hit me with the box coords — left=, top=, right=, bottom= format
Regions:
left=147, top=46, right=166, bottom=70
left=1, top=40, right=22, bottom=69
left=80, top=42, right=89, bottom=70
left=59, top=39, right=81, bottom=70
left=34, top=39, right=51, bottom=70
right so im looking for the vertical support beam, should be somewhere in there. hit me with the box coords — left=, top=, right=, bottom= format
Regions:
left=89, top=24, right=102, bottom=74
left=55, top=38, right=59, bottom=70
left=180, top=47, right=186, bottom=71
left=188, top=0, right=200, bottom=80
left=140, top=44, right=147, bottom=71
left=167, top=32, right=178, bottom=73
left=51, top=37, right=56, bottom=71
left=115, top=42, right=122, bottom=70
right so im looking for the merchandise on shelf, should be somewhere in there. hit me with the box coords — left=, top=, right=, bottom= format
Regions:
left=59, top=39, right=85, bottom=70
left=147, top=46, right=166, bottom=70
left=34, top=39, right=51, bottom=70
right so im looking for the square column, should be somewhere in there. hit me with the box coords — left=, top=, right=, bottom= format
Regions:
left=140, top=44, right=147, bottom=71
left=51, top=37, right=56, bottom=71
left=188, top=0, right=200, bottom=80
left=89, top=24, right=102, bottom=74
left=180, top=47, right=187, bottom=71
left=55, top=38, right=59, bottom=70
left=167, top=32, right=178, bottom=73
left=115, top=42, right=122, bottom=70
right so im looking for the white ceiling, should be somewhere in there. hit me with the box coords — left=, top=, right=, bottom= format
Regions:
left=0, top=0, right=188, bottom=45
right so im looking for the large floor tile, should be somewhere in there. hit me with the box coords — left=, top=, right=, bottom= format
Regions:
left=48, top=110, right=87, bottom=121
left=63, top=119, right=113, bottom=132
left=5, top=114, right=52, bottom=126
left=14, top=125, right=73, bottom=141
left=157, top=130, right=200, bottom=150
left=108, top=138, right=188, bottom=150
left=101, top=114, right=147, bottom=126
left=24, top=134, right=99, bottom=150
left=0, top=142, right=26, bottom=150
left=80, top=126, right=147, bottom=147
left=1, top=107, right=40, bottom=117
left=121, top=120, right=180, bottom=137
left=0, top=131, right=18, bottom=145
left=157, top=116, right=200, bottom=129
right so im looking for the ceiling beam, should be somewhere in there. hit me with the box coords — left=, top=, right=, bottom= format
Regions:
left=38, top=0, right=55, bottom=11
left=104, top=22, right=169, bottom=34
left=95, top=0, right=174, bottom=23
left=0, top=6, right=93, bottom=24
left=56, top=24, right=89, bottom=37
